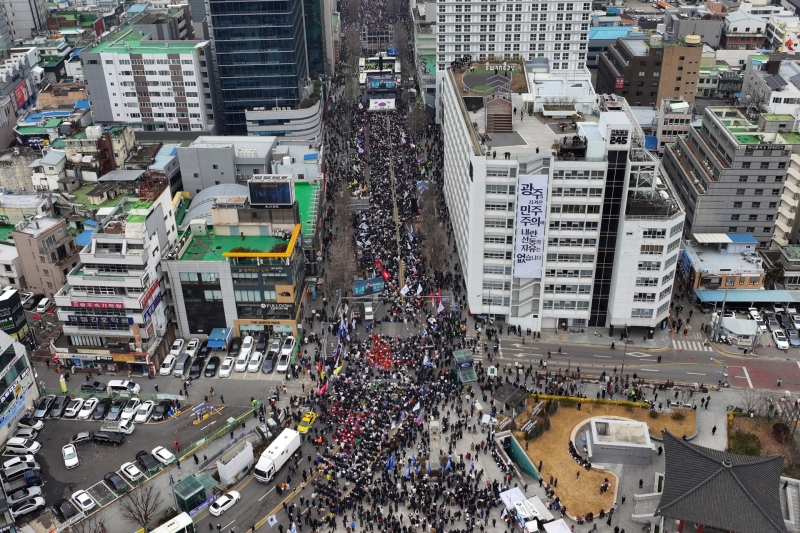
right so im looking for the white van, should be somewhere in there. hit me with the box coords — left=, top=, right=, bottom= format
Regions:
left=35, top=298, right=50, bottom=313
left=364, top=302, right=374, bottom=322
left=159, top=354, right=176, bottom=376
left=107, top=380, right=141, bottom=394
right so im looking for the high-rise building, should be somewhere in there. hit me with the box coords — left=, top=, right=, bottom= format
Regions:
left=663, top=107, right=800, bottom=248
left=596, top=34, right=704, bottom=108
left=206, top=0, right=309, bottom=135
left=80, top=33, right=218, bottom=135
left=0, top=0, right=46, bottom=41
left=432, top=0, right=592, bottom=74
left=51, top=177, right=175, bottom=375
left=437, top=62, right=685, bottom=332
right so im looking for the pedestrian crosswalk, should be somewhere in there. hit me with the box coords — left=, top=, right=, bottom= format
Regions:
left=672, top=340, right=713, bottom=352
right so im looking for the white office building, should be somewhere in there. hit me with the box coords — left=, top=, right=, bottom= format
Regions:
left=437, top=63, right=684, bottom=333
left=433, top=0, right=591, bottom=72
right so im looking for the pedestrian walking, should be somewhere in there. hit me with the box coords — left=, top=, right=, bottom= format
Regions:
left=221, top=395, right=225, bottom=404
left=176, top=459, right=181, bottom=470
left=174, top=440, right=179, bottom=452
left=712, top=425, right=717, bottom=435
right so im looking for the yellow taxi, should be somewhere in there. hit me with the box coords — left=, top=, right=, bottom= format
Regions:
left=297, top=411, right=317, bottom=434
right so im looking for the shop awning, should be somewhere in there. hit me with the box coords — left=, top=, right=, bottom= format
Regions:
left=207, top=328, right=231, bottom=348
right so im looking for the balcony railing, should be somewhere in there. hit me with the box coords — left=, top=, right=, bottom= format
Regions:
left=39, top=234, right=75, bottom=254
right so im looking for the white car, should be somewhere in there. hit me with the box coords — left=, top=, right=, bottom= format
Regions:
left=280, top=336, right=296, bottom=356
left=19, top=292, right=33, bottom=306
left=77, top=398, right=98, bottom=420
left=209, top=491, right=241, bottom=516
left=151, top=446, right=176, bottom=465
left=185, top=339, right=200, bottom=357
left=62, top=444, right=79, bottom=469
left=219, top=357, right=234, bottom=378
left=3, top=456, right=34, bottom=470
left=63, top=398, right=84, bottom=418
left=9, top=496, right=45, bottom=518
left=120, top=399, right=141, bottom=422
left=234, top=353, right=249, bottom=373
left=7, top=486, right=42, bottom=506
left=71, top=490, right=96, bottom=512
left=120, top=462, right=144, bottom=481
left=134, top=401, right=155, bottom=423
left=774, top=330, right=790, bottom=350
left=169, top=339, right=185, bottom=356
left=239, top=336, right=254, bottom=358
left=247, top=352, right=263, bottom=373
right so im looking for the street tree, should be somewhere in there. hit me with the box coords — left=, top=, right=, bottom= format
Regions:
left=68, top=511, right=107, bottom=533
left=420, top=197, right=449, bottom=276
left=118, top=483, right=162, bottom=533
left=345, top=27, right=361, bottom=64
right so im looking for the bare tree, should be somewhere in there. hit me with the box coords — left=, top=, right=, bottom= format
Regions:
left=343, top=76, right=361, bottom=111
left=407, top=104, right=428, bottom=140
left=325, top=206, right=358, bottom=298
left=393, top=23, right=412, bottom=77
left=738, top=389, right=768, bottom=416
left=346, top=0, right=362, bottom=19
left=118, top=484, right=163, bottom=533
left=68, top=511, right=107, bottom=533
left=344, top=27, right=361, bottom=64
left=420, top=197, right=449, bottom=276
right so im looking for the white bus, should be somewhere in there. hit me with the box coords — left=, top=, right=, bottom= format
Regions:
left=149, top=513, right=195, bottom=533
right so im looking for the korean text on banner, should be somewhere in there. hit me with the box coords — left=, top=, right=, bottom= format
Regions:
left=514, top=174, right=547, bottom=278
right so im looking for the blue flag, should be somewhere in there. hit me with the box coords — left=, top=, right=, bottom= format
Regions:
left=445, top=458, right=452, bottom=471
left=416, top=462, right=422, bottom=474
left=405, top=464, right=410, bottom=478
left=427, top=461, right=431, bottom=476
left=471, top=459, right=475, bottom=472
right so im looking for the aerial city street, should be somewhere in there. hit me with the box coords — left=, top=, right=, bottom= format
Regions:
left=0, top=0, right=797, bottom=531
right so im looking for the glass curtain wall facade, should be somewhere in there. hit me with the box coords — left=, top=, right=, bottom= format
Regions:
left=179, top=272, right=227, bottom=334
left=304, top=0, right=325, bottom=76
left=208, top=0, right=309, bottom=134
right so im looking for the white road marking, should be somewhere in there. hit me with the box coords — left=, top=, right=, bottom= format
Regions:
left=637, top=368, right=660, bottom=372
left=742, top=366, right=753, bottom=388
left=223, top=519, right=236, bottom=530
left=686, top=372, right=706, bottom=376
left=258, top=487, right=275, bottom=501
left=627, top=352, right=652, bottom=358
left=593, top=355, right=612, bottom=358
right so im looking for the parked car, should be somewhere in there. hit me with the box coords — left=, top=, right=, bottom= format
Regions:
left=9, top=497, right=45, bottom=518
left=185, top=339, right=200, bottom=357
left=150, top=400, right=172, bottom=422
left=198, top=341, right=211, bottom=359
left=103, top=472, right=128, bottom=493
left=77, top=398, right=98, bottom=420
left=93, top=431, right=124, bottom=446
left=53, top=499, right=78, bottom=521
left=169, top=339, right=185, bottom=356
left=16, top=417, right=43, bottom=431
left=188, top=357, right=205, bottom=380
left=120, top=462, right=143, bottom=481
left=47, top=396, right=70, bottom=418
left=7, top=486, right=42, bottom=506
left=160, top=355, right=176, bottom=376
left=105, top=399, right=126, bottom=422
left=63, top=398, right=84, bottom=419
left=261, top=351, right=276, bottom=374
left=276, top=352, right=291, bottom=373
left=91, top=399, right=112, bottom=421
left=219, top=357, right=234, bottom=378
left=12, top=428, right=38, bottom=441
left=135, top=451, right=159, bottom=473
left=3, top=457, right=35, bottom=470
left=778, top=313, right=792, bottom=330
left=32, top=395, right=55, bottom=419
left=786, top=328, right=800, bottom=347
left=239, top=336, right=254, bottom=358
left=228, top=337, right=241, bottom=357
left=80, top=381, right=106, bottom=393
left=61, top=445, right=79, bottom=469
left=133, top=401, right=155, bottom=423
left=247, top=352, right=263, bottom=373
left=120, top=399, right=141, bottom=421
left=255, top=336, right=267, bottom=353
left=18, top=292, right=33, bottom=306
left=107, top=380, right=141, bottom=394
left=70, top=432, right=94, bottom=445
left=204, top=356, right=220, bottom=377
left=280, top=336, right=296, bottom=356
left=774, top=329, right=790, bottom=350
left=767, top=315, right=781, bottom=332
left=71, top=490, right=96, bottom=512
left=22, top=294, right=39, bottom=310
left=4, top=438, right=41, bottom=456
left=151, top=446, right=176, bottom=465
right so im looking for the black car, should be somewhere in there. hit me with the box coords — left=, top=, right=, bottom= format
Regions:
left=256, top=336, right=267, bottom=353
left=261, top=352, right=275, bottom=374
left=91, top=398, right=112, bottom=420
left=80, top=381, right=106, bottom=393
left=136, top=451, right=159, bottom=473
left=778, top=312, right=792, bottom=330
left=23, top=294, right=43, bottom=311
left=198, top=341, right=211, bottom=359
left=105, top=399, right=126, bottom=421
left=17, top=416, right=42, bottom=430
left=188, top=357, right=205, bottom=380
left=52, top=499, right=78, bottom=521
left=151, top=400, right=172, bottom=421
left=204, top=356, right=220, bottom=377
left=228, top=337, right=241, bottom=357
left=93, top=431, right=124, bottom=445
left=48, top=396, right=70, bottom=418
left=103, top=472, right=128, bottom=493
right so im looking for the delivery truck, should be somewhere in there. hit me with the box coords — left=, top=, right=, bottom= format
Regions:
left=3, top=470, right=42, bottom=495
left=254, top=428, right=301, bottom=483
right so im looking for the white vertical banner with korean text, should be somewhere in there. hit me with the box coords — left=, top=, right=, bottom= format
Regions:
left=514, top=174, right=548, bottom=278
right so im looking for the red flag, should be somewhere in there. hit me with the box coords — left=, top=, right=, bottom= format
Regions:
left=437, top=287, right=442, bottom=305
left=381, top=269, right=390, bottom=280
left=375, top=258, right=383, bottom=270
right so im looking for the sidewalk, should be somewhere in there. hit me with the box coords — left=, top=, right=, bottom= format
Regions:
left=540, top=326, right=673, bottom=350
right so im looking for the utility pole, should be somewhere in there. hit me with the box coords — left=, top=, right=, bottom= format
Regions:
left=386, top=115, right=405, bottom=301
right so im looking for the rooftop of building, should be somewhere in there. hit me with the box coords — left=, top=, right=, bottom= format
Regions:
left=703, top=107, right=800, bottom=145
left=725, top=9, right=766, bottom=21
left=13, top=217, right=61, bottom=237
left=88, top=30, right=202, bottom=55
left=182, top=136, right=277, bottom=158
left=134, top=12, right=181, bottom=25
left=126, top=143, right=163, bottom=166
left=589, top=26, right=639, bottom=40
left=0, top=195, right=49, bottom=209
left=295, top=180, right=321, bottom=242
left=750, top=56, right=800, bottom=93
left=683, top=235, right=764, bottom=275
left=0, top=225, right=14, bottom=245
left=151, top=145, right=179, bottom=171
left=780, top=243, right=800, bottom=261
left=178, top=232, right=288, bottom=261
left=67, top=184, right=131, bottom=209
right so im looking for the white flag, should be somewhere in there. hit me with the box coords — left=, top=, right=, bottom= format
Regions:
left=268, top=515, right=279, bottom=527
left=438, top=303, right=445, bottom=313
left=416, top=284, right=423, bottom=295
left=400, top=285, right=410, bottom=296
